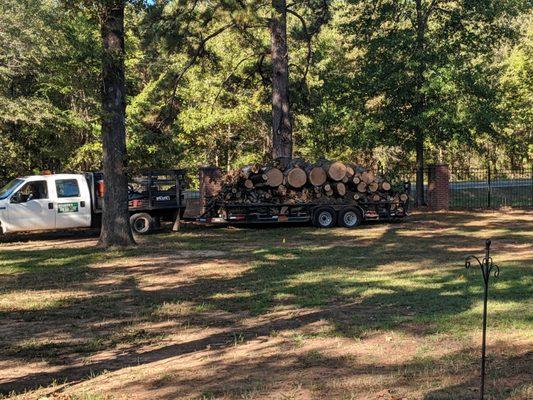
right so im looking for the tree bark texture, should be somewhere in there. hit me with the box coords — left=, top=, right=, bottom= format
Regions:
left=271, top=0, right=292, bottom=159
left=98, top=0, right=135, bottom=247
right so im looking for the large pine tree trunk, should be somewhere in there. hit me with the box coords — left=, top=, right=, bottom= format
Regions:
left=271, top=0, right=292, bottom=159
left=414, top=0, right=426, bottom=207
left=98, top=0, right=135, bottom=248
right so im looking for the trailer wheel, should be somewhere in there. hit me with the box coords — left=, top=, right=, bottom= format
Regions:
left=130, top=213, right=153, bottom=234
left=313, top=207, right=337, bottom=228
left=338, top=207, right=362, bottom=228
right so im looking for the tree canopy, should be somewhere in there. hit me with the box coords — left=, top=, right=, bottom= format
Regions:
left=1, top=0, right=531, bottom=184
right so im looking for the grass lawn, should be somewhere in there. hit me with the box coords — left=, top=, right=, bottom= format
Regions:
left=0, top=211, right=531, bottom=400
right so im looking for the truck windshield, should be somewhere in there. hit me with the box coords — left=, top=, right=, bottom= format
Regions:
left=0, top=179, right=24, bottom=200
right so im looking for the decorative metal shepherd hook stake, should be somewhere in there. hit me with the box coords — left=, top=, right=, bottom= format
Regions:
left=465, top=239, right=500, bottom=400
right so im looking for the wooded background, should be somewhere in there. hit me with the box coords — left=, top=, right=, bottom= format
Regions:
left=1, top=0, right=531, bottom=184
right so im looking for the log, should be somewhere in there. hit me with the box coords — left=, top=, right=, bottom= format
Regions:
left=241, top=164, right=261, bottom=178
left=306, top=165, right=327, bottom=186
left=213, top=158, right=410, bottom=211
left=345, top=163, right=356, bottom=178
left=285, top=167, right=307, bottom=188
left=333, top=182, right=346, bottom=196
left=250, top=173, right=268, bottom=184
left=361, top=171, right=374, bottom=184
left=264, top=167, right=283, bottom=187
left=326, top=161, right=347, bottom=181
left=368, top=182, right=379, bottom=192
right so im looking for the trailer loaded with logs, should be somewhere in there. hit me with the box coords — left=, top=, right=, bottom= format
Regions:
left=200, top=159, right=410, bottom=228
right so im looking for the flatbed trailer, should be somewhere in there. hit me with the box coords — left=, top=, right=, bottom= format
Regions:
left=199, top=198, right=408, bottom=228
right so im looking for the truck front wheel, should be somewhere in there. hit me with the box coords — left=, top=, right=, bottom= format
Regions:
left=130, top=213, right=153, bottom=234
left=312, top=207, right=337, bottom=228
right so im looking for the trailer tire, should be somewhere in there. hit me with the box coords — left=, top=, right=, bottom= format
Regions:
left=338, top=207, right=362, bottom=228
left=130, top=213, right=153, bottom=234
left=312, top=207, right=337, bottom=228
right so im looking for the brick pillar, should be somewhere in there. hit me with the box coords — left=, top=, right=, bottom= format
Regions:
left=199, top=167, right=222, bottom=214
left=428, top=164, right=450, bottom=211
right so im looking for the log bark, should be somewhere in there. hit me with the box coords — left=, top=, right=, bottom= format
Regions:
left=271, top=0, right=292, bottom=159
left=98, top=0, right=135, bottom=248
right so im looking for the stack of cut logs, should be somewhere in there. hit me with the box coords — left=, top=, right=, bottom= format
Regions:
left=213, top=159, right=409, bottom=208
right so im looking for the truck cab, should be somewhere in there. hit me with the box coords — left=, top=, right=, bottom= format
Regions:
left=0, top=170, right=187, bottom=235
left=0, top=174, right=91, bottom=234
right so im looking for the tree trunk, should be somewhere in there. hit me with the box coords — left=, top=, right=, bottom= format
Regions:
left=271, top=0, right=292, bottom=159
left=98, top=0, right=135, bottom=248
left=414, top=0, right=426, bottom=207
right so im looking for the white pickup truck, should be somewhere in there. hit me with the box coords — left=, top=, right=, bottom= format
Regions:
left=0, top=170, right=186, bottom=235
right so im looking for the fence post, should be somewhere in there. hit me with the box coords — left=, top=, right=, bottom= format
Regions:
left=487, top=166, right=491, bottom=209
left=427, top=164, right=450, bottom=211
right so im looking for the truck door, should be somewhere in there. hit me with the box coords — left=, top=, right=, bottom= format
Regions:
left=54, top=177, right=91, bottom=229
left=7, top=180, right=55, bottom=231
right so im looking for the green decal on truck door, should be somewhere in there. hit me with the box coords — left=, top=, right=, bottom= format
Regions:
left=58, top=202, right=79, bottom=213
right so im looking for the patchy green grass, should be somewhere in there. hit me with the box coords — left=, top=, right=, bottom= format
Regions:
left=0, top=211, right=531, bottom=399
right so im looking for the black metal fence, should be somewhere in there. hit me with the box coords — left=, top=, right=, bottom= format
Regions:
left=449, top=167, right=532, bottom=209
left=387, top=166, right=532, bottom=209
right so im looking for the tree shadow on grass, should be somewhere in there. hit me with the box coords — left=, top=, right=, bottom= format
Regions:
left=0, top=211, right=531, bottom=395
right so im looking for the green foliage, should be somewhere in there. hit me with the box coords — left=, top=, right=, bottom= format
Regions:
left=0, top=0, right=530, bottom=184
left=0, top=0, right=101, bottom=181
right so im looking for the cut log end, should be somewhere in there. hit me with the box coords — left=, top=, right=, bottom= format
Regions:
left=327, top=161, right=347, bottom=181
left=307, top=166, right=327, bottom=186
left=286, top=167, right=307, bottom=188
left=265, top=168, right=283, bottom=187
left=368, top=182, right=379, bottom=192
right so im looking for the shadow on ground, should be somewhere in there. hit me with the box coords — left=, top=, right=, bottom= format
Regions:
left=0, top=211, right=531, bottom=398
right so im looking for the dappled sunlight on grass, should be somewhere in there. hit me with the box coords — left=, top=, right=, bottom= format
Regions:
left=0, top=211, right=531, bottom=399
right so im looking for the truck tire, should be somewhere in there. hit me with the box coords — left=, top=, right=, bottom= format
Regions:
left=130, top=213, right=153, bottom=234
left=313, top=207, right=337, bottom=228
left=338, top=207, right=362, bottom=228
